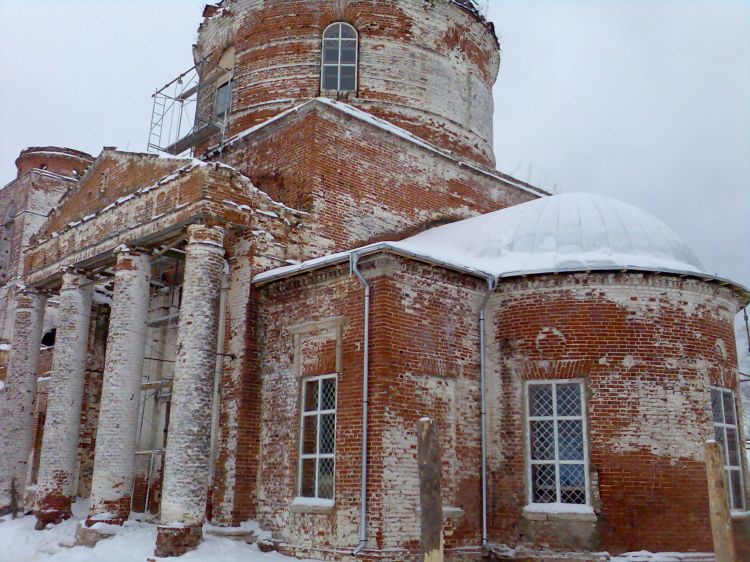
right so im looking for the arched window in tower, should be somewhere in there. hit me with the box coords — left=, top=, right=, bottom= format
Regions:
left=321, top=23, right=358, bottom=93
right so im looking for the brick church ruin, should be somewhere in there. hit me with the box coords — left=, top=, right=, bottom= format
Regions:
left=1, top=0, right=748, bottom=559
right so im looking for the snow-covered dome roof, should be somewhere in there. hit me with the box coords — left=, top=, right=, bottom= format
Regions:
left=393, top=192, right=706, bottom=279
left=255, top=193, right=745, bottom=291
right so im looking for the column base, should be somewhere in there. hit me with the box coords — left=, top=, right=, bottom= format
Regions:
left=34, top=508, right=72, bottom=529
left=155, top=525, right=203, bottom=557
left=34, top=493, right=73, bottom=529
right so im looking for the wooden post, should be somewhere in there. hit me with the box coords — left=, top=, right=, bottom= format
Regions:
left=417, top=418, right=444, bottom=562
left=705, top=440, right=736, bottom=562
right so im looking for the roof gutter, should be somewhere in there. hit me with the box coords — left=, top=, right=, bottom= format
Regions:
left=253, top=243, right=494, bottom=286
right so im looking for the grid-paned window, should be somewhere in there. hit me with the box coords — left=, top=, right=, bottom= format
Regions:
left=711, top=387, right=746, bottom=511
left=299, top=374, right=337, bottom=499
left=526, top=380, right=589, bottom=506
left=321, top=23, right=358, bottom=92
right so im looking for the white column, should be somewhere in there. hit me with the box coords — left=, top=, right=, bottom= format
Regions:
left=34, top=271, right=93, bottom=527
left=0, top=289, right=46, bottom=509
left=86, top=249, right=151, bottom=525
left=155, top=225, right=225, bottom=558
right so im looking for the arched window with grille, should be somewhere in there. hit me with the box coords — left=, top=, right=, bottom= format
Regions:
left=321, top=22, right=358, bottom=93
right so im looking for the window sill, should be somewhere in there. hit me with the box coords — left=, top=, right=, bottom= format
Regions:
left=289, top=497, right=335, bottom=514
left=522, top=504, right=597, bottom=523
left=731, top=510, right=750, bottom=520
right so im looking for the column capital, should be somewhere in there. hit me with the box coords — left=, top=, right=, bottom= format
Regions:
left=11, top=285, right=47, bottom=305
left=59, top=268, right=92, bottom=287
left=113, top=248, right=151, bottom=272
left=186, top=224, right=225, bottom=249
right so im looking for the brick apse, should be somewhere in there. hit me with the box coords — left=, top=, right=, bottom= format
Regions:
left=0, top=1, right=748, bottom=560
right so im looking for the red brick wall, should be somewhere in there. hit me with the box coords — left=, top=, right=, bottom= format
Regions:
left=218, top=106, right=540, bottom=260
left=24, top=163, right=208, bottom=282
left=195, top=0, right=499, bottom=167
left=251, top=261, right=746, bottom=558
left=488, top=272, right=745, bottom=555
left=254, top=261, right=365, bottom=554
left=253, top=254, right=487, bottom=557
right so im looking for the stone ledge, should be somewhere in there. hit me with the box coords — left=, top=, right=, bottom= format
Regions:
left=289, top=497, right=335, bottom=514
left=203, top=525, right=253, bottom=538
left=522, top=504, right=597, bottom=523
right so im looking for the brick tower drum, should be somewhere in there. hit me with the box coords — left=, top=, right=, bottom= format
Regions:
left=194, top=0, right=500, bottom=167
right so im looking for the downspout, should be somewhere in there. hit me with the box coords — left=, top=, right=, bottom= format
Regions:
left=350, top=252, right=370, bottom=556
left=479, top=275, right=497, bottom=550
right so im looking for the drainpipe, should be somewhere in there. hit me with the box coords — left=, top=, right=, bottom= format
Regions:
left=350, top=252, right=370, bottom=556
left=479, top=275, right=497, bottom=550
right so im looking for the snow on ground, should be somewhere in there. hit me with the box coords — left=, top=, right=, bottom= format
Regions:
left=490, top=544, right=714, bottom=561
left=0, top=502, right=716, bottom=562
left=0, top=500, right=310, bottom=562
left=611, top=553, right=714, bottom=562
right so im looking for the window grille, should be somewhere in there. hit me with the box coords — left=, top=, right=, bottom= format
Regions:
left=711, top=387, right=746, bottom=511
left=321, top=22, right=358, bottom=92
left=526, top=380, right=589, bottom=506
left=298, top=374, right=337, bottom=499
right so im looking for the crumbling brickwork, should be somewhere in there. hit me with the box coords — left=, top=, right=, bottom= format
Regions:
left=195, top=0, right=500, bottom=167
left=216, top=103, right=541, bottom=259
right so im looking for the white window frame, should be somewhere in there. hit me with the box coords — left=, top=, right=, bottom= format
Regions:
left=525, top=379, right=591, bottom=508
left=710, top=386, right=746, bottom=512
left=297, top=373, right=337, bottom=500
left=320, top=22, right=358, bottom=93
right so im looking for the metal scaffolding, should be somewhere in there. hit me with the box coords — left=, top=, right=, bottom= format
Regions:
left=147, top=58, right=233, bottom=157
left=130, top=254, right=183, bottom=518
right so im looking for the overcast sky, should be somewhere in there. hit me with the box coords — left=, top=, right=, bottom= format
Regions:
left=0, top=0, right=748, bottom=288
